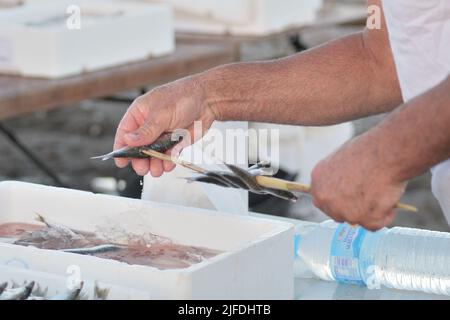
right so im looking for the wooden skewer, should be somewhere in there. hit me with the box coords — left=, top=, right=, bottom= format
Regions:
left=255, top=176, right=418, bottom=212
left=142, top=149, right=207, bottom=174
left=142, top=149, right=418, bottom=213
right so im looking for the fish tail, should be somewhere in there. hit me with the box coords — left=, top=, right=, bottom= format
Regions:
left=90, top=152, right=115, bottom=161
left=91, top=146, right=131, bottom=161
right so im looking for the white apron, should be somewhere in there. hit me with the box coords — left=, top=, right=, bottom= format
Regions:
left=382, top=0, right=450, bottom=224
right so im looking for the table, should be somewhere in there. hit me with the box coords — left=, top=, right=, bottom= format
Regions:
left=295, top=277, right=449, bottom=300
left=0, top=42, right=235, bottom=186
left=0, top=42, right=235, bottom=121
left=176, top=2, right=367, bottom=61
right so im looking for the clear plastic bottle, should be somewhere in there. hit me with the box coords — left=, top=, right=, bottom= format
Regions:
left=296, top=220, right=450, bottom=296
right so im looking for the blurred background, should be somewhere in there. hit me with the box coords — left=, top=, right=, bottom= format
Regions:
left=0, top=0, right=447, bottom=231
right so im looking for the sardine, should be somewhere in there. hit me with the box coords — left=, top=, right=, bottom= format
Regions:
left=91, top=133, right=182, bottom=161
left=35, top=213, right=79, bottom=239
left=50, top=281, right=84, bottom=300
left=93, top=282, right=110, bottom=300
left=61, top=244, right=121, bottom=255
left=0, top=282, right=7, bottom=295
left=186, top=163, right=298, bottom=202
left=27, top=284, right=49, bottom=300
left=0, top=281, right=34, bottom=300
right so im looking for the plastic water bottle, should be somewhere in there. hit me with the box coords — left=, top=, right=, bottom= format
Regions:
left=295, top=220, right=450, bottom=296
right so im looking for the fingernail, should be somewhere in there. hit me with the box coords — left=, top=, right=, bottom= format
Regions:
left=125, top=132, right=140, bottom=141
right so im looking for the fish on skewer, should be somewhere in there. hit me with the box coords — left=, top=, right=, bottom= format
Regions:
left=91, top=133, right=182, bottom=161
left=186, top=168, right=298, bottom=202
left=140, top=149, right=418, bottom=211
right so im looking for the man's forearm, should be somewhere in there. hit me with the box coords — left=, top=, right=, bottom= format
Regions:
left=361, top=76, right=450, bottom=182
left=200, top=30, right=402, bottom=126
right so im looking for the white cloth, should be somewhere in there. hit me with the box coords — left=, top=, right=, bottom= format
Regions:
left=382, top=0, right=450, bottom=224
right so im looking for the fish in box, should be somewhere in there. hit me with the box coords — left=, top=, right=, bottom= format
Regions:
left=0, top=181, right=294, bottom=299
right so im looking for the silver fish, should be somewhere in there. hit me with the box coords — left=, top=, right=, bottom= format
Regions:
left=35, top=213, right=80, bottom=239
left=50, top=281, right=84, bottom=300
left=27, top=284, right=49, bottom=300
left=91, top=133, right=182, bottom=161
left=93, top=282, right=110, bottom=300
left=0, top=281, right=34, bottom=300
left=187, top=165, right=298, bottom=202
left=0, top=282, right=7, bottom=295
left=61, top=244, right=121, bottom=255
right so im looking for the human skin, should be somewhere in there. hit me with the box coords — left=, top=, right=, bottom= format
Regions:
left=114, top=0, right=450, bottom=230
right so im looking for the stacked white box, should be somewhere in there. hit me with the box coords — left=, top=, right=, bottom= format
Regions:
left=0, top=0, right=174, bottom=78
left=0, top=181, right=294, bottom=299
left=149, top=0, right=323, bottom=35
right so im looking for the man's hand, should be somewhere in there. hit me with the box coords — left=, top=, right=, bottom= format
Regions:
left=310, top=134, right=407, bottom=231
left=113, top=76, right=217, bottom=177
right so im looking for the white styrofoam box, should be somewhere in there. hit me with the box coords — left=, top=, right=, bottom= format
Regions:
left=0, top=0, right=174, bottom=78
left=0, top=181, right=294, bottom=299
left=147, top=0, right=323, bottom=36
left=153, top=0, right=251, bottom=25
left=0, top=265, right=152, bottom=299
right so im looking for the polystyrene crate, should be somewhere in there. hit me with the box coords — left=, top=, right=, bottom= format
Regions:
left=0, top=181, right=294, bottom=299
left=0, top=0, right=174, bottom=78
left=148, top=0, right=323, bottom=36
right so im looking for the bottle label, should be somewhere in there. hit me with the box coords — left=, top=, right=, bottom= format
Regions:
left=330, top=223, right=367, bottom=285
left=294, top=234, right=301, bottom=258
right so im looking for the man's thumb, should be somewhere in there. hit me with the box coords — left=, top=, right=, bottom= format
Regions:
left=124, top=120, right=162, bottom=147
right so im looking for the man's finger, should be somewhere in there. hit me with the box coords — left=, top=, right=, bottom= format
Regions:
left=113, top=107, right=141, bottom=168
left=360, top=218, right=385, bottom=231
left=113, top=138, right=129, bottom=168
left=149, top=157, right=164, bottom=177
left=163, top=160, right=176, bottom=172
left=124, top=117, right=165, bottom=148
left=383, top=210, right=396, bottom=226
left=163, top=149, right=176, bottom=172
left=132, top=159, right=150, bottom=177
left=115, top=158, right=130, bottom=169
